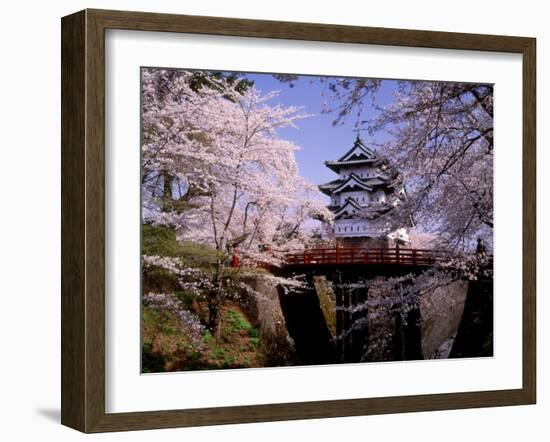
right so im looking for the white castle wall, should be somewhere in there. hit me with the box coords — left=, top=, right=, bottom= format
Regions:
left=334, top=189, right=385, bottom=207
left=339, top=166, right=376, bottom=180
left=334, top=218, right=380, bottom=237
left=339, top=191, right=370, bottom=205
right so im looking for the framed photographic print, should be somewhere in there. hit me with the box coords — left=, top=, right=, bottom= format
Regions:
left=61, top=9, right=536, bottom=433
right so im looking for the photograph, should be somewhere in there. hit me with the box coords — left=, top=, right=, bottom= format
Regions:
left=140, top=67, right=494, bottom=373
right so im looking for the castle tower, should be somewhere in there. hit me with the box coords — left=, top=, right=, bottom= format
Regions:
left=319, top=136, right=409, bottom=248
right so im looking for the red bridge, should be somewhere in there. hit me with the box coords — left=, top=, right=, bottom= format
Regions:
left=284, top=247, right=448, bottom=267
left=232, top=247, right=450, bottom=269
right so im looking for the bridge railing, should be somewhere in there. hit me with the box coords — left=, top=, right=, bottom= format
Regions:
left=284, top=247, right=450, bottom=267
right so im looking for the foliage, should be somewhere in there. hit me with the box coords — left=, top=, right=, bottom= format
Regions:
left=141, top=303, right=203, bottom=373
left=314, top=78, right=493, bottom=252
left=141, top=67, right=332, bottom=336
left=186, top=70, right=254, bottom=95
left=142, top=223, right=182, bottom=256
left=141, top=68, right=331, bottom=258
left=142, top=223, right=218, bottom=270
left=141, top=301, right=263, bottom=372
left=142, top=292, right=205, bottom=349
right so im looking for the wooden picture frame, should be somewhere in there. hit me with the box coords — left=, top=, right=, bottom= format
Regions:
left=61, top=8, right=536, bottom=433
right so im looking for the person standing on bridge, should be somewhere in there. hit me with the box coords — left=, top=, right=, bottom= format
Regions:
left=476, top=237, right=487, bottom=255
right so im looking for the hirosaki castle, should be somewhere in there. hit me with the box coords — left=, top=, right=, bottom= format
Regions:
left=319, top=136, right=409, bottom=248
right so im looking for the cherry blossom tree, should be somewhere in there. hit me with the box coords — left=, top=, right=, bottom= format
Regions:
left=303, top=78, right=494, bottom=252
left=141, top=68, right=332, bottom=338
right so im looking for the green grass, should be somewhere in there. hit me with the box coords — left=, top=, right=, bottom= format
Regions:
left=141, top=301, right=264, bottom=373
left=142, top=223, right=269, bottom=277
left=142, top=223, right=182, bottom=256
left=174, top=290, right=196, bottom=309
left=249, top=336, right=260, bottom=351
left=141, top=304, right=209, bottom=372
left=142, top=223, right=219, bottom=271
left=224, top=309, right=257, bottom=335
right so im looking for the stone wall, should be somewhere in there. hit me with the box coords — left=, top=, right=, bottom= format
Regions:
left=239, top=275, right=296, bottom=366
left=246, top=270, right=489, bottom=365
left=312, top=276, right=337, bottom=338
left=343, top=276, right=470, bottom=362
left=419, top=280, right=469, bottom=359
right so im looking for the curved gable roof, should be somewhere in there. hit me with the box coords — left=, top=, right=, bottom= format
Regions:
left=318, top=178, right=343, bottom=195
left=334, top=198, right=364, bottom=218
left=337, top=137, right=377, bottom=162
left=332, top=173, right=373, bottom=194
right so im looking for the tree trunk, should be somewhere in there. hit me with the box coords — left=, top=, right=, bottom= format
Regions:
left=162, top=173, right=174, bottom=211
left=208, top=260, right=225, bottom=340
left=208, top=298, right=222, bottom=341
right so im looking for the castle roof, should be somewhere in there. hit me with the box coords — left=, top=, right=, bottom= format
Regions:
left=318, top=173, right=390, bottom=195
left=318, top=179, right=342, bottom=196
left=324, top=136, right=379, bottom=172
left=332, top=173, right=373, bottom=194
left=334, top=198, right=364, bottom=219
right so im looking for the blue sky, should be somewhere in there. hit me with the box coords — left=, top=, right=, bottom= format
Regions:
left=244, top=73, right=397, bottom=189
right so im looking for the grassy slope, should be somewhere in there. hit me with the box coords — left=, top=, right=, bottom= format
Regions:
left=141, top=224, right=265, bottom=372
